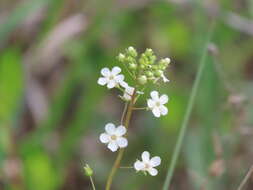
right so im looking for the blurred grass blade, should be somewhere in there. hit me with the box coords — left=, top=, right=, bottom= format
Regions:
left=162, top=23, right=216, bottom=190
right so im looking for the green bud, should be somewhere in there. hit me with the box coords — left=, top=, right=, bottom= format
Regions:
left=129, top=63, right=137, bottom=70
left=127, top=46, right=137, bottom=57
left=145, top=71, right=153, bottom=77
left=140, top=64, right=145, bottom=69
left=138, top=75, right=147, bottom=85
left=84, top=164, right=93, bottom=176
left=145, top=48, right=153, bottom=56
left=117, top=53, right=125, bottom=62
left=154, top=70, right=163, bottom=77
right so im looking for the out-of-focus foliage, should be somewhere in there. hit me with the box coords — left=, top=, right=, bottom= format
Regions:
left=0, top=0, right=253, bottom=189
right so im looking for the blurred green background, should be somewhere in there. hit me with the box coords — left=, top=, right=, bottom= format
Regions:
left=0, top=0, right=253, bottom=189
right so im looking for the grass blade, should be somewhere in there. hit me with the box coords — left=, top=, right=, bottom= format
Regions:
left=162, top=22, right=216, bottom=190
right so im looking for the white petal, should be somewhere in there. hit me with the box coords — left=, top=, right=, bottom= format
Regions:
left=99, top=133, right=110, bottom=143
left=101, top=68, right=110, bottom=77
left=141, top=151, right=150, bottom=162
left=105, top=123, right=116, bottom=135
left=120, top=81, right=128, bottom=88
left=150, top=156, right=161, bottom=167
left=134, top=160, right=145, bottom=171
left=115, top=74, right=124, bottom=83
left=97, top=77, right=107, bottom=85
left=150, top=91, right=159, bottom=100
left=115, top=126, right=126, bottom=136
left=147, top=99, right=155, bottom=108
left=123, top=93, right=131, bottom=101
left=152, top=107, right=161, bottom=117
left=116, top=137, right=128, bottom=148
left=112, top=66, right=121, bottom=75
left=148, top=167, right=158, bottom=176
left=107, top=142, right=118, bottom=152
left=107, top=80, right=116, bottom=89
left=161, top=74, right=170, bottom=83
left=160, top=106, right=168, bottom=115
left=160, top=95, right=169, bottom=104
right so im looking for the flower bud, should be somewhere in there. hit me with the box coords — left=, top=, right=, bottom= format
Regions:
left=129, top=63, right=137, bottom=70
left=138, top=75, right=147, bottom=85
left=154, top=70, right=163, bottom=77
left=118, top=53, right=125, bottom=62
left=128, top=46, right=137, bottom=57
left=145, top=71, right=153, bottom=77
left=84, top=164, right=93, bottom=177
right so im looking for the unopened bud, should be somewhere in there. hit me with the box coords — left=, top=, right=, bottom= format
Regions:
left=138, top=75, right=147, bottom=85
left=154, top=70, right=163, bottom=77
left=118, top=53, right=125, bottom=62
left=84, top=164, right=93, bottom=177
left=128, top=46, right=137, bottom=57
left=129, top=63, right=137, bottom=70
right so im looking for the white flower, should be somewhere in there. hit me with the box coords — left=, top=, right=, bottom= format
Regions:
left=161, top=74, right=170, bottom=83
left=97, top=67, right=125, bottom=89
left=123, top=85, right=135, bottom=101
left=134, top=151, right=161, bottom=176
left=147, top=91, right=168, bottom=117
left=99, top=123, right=128, bottom=152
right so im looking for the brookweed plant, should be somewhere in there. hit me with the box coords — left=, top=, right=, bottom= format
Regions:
left=84, top=46, right=172, bottom=190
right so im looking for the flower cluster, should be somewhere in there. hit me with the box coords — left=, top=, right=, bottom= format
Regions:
left=97, top=46, right=172, bottom=177
left=117, top=47, right=170, bottom=85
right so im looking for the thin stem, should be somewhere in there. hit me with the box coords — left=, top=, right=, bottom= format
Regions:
left=121, top=102, right=128, bottom=125
left=120, top=166, right=134, bottom=169
left=237, top=165, right=253, bottom=190
left=132, top=107, right=147, bottom=110
left=105, top=90, right=136, bottom=190
left=162, top=22, right=215, bottom=190
left=89, top=176, right=96, bottom=190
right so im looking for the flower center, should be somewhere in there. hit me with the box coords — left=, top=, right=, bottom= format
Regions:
left=109, top=75, right=114, bottom=80
left=155, top=102, right=160, bottom=107
left=111, top=135, right=117, bottom=140
left=144, top=163, right=150, bottom=169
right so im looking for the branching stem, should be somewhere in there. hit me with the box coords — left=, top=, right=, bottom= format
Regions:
left=105, top=90, right=136, bottom=190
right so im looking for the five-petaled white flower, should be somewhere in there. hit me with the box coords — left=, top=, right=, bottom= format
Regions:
left=134, top=151, right=161, bottom=176
left=147, top=91, right=168, bottom=117
left=97, top=67, right=125, bottom=89
left=99, top=123, right=128, bottom=152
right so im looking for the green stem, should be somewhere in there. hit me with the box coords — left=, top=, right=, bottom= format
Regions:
left=89, top=176, right=96, bottom=190
left=162, top=23, right=215, bottom=190
left=105, top=90, right=136, bottom=190
left=237, top=165, right=253, bottom=190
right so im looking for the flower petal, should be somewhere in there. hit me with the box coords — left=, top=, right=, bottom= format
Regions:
left=97, top=77, right=107, bottom=86
left=101, top=68, right=110, bottom=76
left=107, top=80, right=116, bottom=89
left=134, top=160, right=145, bottom=171
left=160, top=95, right=169, bottom=104
left=112, top=66, right=121, bottom=75
left=107, top=142, right=118, bottom=152
left=115, top=126, right=126, bottom=136
left=116, top=137, right=128, bottom=148
left=160, top=106, right=168, bottom=116
left=161, top=74, right=170, bottom=83
left=148, top=167, right=158, bottom=176
left=105, top=123, right=116, bottom=135
left=99, top=133, right=110, bottom=143
left=152, top=107, right=161, bottom=117
left=120, top=81, right=128, bottom=88
left=142, top=151, right=150, bottom=162
left=147, top=99, right=155, bottom=108
left=150, top=91, right=159, bottom=100
left=150, top=156, right=161, bottom=167
left=115, top=74, right=124, bottom=83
